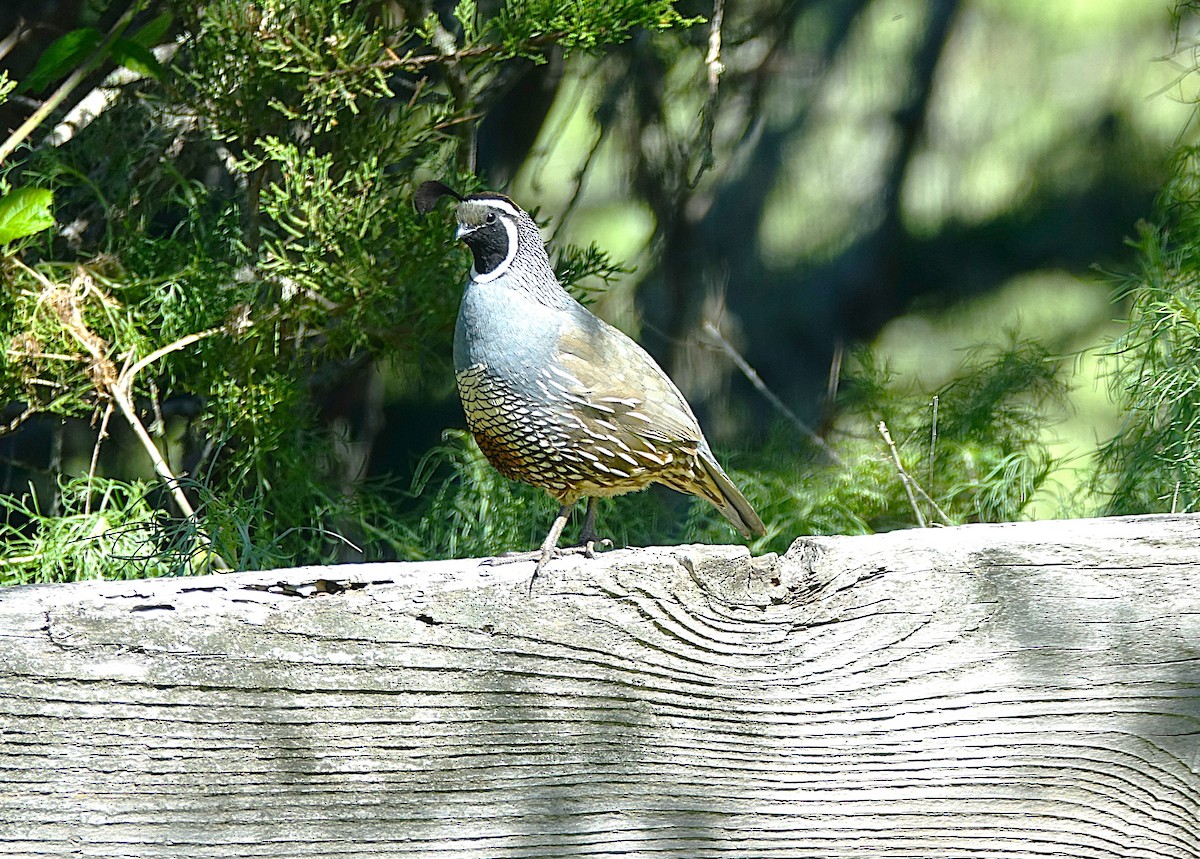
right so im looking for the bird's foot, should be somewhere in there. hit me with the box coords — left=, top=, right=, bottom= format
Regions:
left=525, top=537, right=613, bottom=593
left=485, top=537, right=612, bottom=566
left=574, top=536, right=614, bottom=559
left=572, top=515, right=613, bottom=558
left=482, top=537, right=614, bottom=592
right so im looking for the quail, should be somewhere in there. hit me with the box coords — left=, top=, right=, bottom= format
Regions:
left=416, top=180, right=766, bottom=577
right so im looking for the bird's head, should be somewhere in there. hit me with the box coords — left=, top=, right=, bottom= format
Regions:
left=415, top=180, right=549, bottom=284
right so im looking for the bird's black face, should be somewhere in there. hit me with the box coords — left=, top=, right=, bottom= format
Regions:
left=456, top=197, right=521, bottom=283
left=459, top=212, right=508, bottom=275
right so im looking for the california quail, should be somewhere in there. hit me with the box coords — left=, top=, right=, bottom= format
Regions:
left=416, top=180, right=766, bottom=577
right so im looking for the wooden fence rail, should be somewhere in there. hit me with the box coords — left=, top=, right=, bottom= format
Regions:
left=2, top=513, right=1199, bottom=858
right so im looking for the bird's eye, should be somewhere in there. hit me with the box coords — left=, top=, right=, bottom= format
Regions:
left=485, top=212, right=497, bottom=224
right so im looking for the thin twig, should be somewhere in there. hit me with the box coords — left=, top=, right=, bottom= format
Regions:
left=119, top=326, right=222, bottom=395
left=530, top=69, right=590, bottom=198
left=908, top=473, right=954, bottom=527
left=550, top=111, right=606, bottom=244
left=78, top=339, right=182, bottom=509
left=878, top=420, right=927, bottom=528
left=431, top=111, right=485, bottom=132
left=311, top=33, right=566, bottom=81
left=48, top=417, right=64, bottom=516
left=85, top=399, right=114, bottom=515
left=100, top=364, right=230, bottom=571
left=928, top=394, right=939, bottom=516
left=702, top=320, right=842, bottom=463
left=705, top=0, right=725, bottom=90
left=84, top=350, right=130, bottom=516
left=826, top=340, right=843, bottom=406
left=0, top=404, right=35, bottom=437
left=0, top=20, right=30, bottom=65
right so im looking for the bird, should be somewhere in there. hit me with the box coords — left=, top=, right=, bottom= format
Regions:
left=415, top=180, right=766, bottom=579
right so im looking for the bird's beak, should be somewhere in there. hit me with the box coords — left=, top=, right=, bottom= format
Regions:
left=455, top=223, right=475, bottom=241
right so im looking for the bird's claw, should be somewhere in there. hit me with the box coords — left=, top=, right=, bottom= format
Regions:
left=481, top=537, right=614, bottom=593
left=483, top=537, right=613, bottom=566
left=577, top=537, right=614, bottom=559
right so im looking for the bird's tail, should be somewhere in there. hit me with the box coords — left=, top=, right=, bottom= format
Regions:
left=666, top=451, right=766, bottom=539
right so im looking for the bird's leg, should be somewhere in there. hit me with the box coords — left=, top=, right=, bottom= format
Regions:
left=536, top=502, right=574, bottom=569
left=484, top=501, right=575, bottom=585
left=484, top=499, right=610, bottom=590
left=527, top=501, right=574, bottom=591
left=574, top=497, right=612, bottom=558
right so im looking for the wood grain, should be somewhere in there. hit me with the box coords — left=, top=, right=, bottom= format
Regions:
left=2, top=513, right=1199, bottom=858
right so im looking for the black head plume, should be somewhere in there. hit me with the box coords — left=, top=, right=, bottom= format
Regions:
left=414, top=180, right=464, bottom=215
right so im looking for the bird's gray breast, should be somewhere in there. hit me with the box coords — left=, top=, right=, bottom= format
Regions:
left=453, top=278, right=564, bottom=391
left=453, top=278, right=594, bottom=495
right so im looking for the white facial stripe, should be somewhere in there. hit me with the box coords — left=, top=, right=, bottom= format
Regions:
left=470, top=215, right=518, bottom=283
left=474, top=198, right=521, bottom=219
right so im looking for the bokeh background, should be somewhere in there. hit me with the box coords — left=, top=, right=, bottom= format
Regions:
left=487, top=0, right=1196, bottom=515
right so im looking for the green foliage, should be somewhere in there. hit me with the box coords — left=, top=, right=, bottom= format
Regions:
left=901, top=340, right=1063, bottom=523
left=492, top=0, right=704, bottom=59
left=553, top=241, right=634, bottom=300
left=1, top=477, right=190, bottom=584
left=178, top=0, right=394, bottom=141
left=1095, top=144, right=1200, bottom=513
left=22, top=28, right=104, bottom=92
left=0, top=187, right=54, bottom=245
left=20, top=12, right=170, bottom=93
left=2, top=0, right=1166, bottom=585
left=747, top=338, right=1065, bottom=541
left=402, top=429, right=550, bottom=559
left=0, top=0, right=700, bottom=583
left=0, top=471, right=413, bottom=586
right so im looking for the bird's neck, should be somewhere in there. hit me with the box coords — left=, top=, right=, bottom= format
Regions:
left=473, top=259, right=574, bottom=311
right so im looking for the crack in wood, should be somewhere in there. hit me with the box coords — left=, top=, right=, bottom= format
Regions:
left=240, top=578, right=393, bottom=598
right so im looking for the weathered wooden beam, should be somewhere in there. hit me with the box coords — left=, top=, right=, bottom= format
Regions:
left=1, top=513, right=1199, bottom=858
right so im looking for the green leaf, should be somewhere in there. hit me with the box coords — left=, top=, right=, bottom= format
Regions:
left=0, top=188, right=54, bottom=245
left=128, top=11, right=173, bottom=48
left=110, top=37, right=165, bottom=80
left=22, top=28, right=102, bottom=92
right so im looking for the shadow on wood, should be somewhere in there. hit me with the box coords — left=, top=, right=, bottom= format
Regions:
left=2, top=514, right=1199, bottom=857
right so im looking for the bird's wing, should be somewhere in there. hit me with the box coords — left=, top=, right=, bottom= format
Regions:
left=553, top=306, right=767, bottom=537
left=553, top=310, right=703, bottom=453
